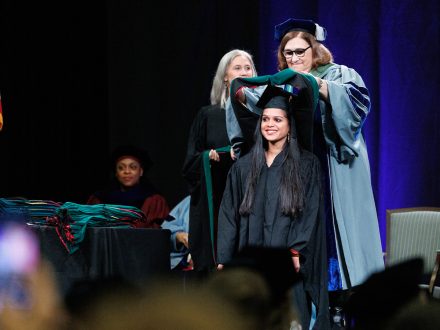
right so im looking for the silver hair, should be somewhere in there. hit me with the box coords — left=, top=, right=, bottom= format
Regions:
left=210, top=49, right=257, bottom=108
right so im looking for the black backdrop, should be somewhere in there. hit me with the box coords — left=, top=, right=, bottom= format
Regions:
left=1, top=1, right=440, bottom=249
left=0, top=1, right=260, bottom=206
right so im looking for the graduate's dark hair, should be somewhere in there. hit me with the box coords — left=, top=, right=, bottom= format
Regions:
left=239, top=110, right=305, bottom=217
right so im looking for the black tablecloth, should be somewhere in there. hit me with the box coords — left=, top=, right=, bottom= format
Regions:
left=29, top=225, right=171, bottom=294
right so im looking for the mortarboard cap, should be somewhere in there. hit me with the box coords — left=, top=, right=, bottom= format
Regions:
left=110, top=145, right=152, bottom=171
left=274, top=18, right=327, bottom=42
left=256, top=85, right=291, bottom=112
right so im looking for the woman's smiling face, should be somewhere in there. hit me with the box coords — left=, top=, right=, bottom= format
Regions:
left=261, top=108, right=290, bottom=145
left=283, top=37, right=313, bottom=73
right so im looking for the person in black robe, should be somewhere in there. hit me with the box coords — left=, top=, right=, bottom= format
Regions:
left=88, top=145, right=170, bottom=228
left=182, top=49, right=257, bottom=276
left=217, top=85, right=330, bottom=329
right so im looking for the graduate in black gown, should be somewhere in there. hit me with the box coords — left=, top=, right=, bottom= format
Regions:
left=217, top=86, right=330, bottom=329
left=182, top=50, right=257, bottom=275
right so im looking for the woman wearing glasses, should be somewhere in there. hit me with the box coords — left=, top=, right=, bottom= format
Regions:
left=226, top=19, right=384, bottom=328
left=274, top=18, right=384, bottom=327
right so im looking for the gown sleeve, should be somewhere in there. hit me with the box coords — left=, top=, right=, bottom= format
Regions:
left=322, top=65, right=371, bottom=162
left=86, top=194, right=101, bottom=205
left=182, top=109, right=207, bottom=193
left=161, top=196, right=190, bottom=252
left=226, top=86, right=266, bottom=157
left=286, top=153, right=323, bottom=259
left=225, top=98, right=243, bottom=158
left=141, top=194, right=170, bottom=228
left=291, top=152, right=330, bottom=329
left=216, top=162, right=243, bottom=264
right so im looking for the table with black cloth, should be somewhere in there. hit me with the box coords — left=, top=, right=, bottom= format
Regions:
left=29, top=224, right=171, bottom=295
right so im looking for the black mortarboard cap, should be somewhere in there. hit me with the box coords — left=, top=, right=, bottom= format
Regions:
left=110, top=145, right=152, bottom=171
left=274, top=18, right=327, bottom=42
left=256, top=85, right=291, bottom=112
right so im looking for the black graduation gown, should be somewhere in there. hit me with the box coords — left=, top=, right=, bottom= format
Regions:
left=217, top=149, right=330, bottom=329
left=182, top=104, right=233, bottom=272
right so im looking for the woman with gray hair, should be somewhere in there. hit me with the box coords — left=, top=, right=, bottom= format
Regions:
left=182, top=49, right=257, bottom=277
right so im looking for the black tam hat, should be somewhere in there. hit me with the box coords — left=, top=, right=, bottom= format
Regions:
left=274, top=18, right=327, bottom=42
left=110, top=145, right=152, bottom=171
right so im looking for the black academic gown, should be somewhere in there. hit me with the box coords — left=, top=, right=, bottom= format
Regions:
left=182, top=104, right=233, bottom=273
left=217, top=149, right=330, bottom=329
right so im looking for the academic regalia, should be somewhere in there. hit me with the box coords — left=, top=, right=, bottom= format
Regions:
left=87, top=183, right=169, bottom=228
left=161, top=195, right=191, bottom=269
left=227, top=69, right=318, bottom=156
left=310, top=63, right=384, bottom=289
left=182, top=104, right=233, bottom=272
left=226, top=67, right=384, bottom=291
left=217, top=148, right=330, bottom=329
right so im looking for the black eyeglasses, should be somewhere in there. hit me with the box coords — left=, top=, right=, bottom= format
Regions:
left=282, top=46, right=311, bottom=59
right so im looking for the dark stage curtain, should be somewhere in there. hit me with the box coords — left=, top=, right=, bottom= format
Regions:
left=0, top=0, right=260, bottom=208
left=1, top=0, right=439, bottom=250
left=0, top=1, right=109, bottom=203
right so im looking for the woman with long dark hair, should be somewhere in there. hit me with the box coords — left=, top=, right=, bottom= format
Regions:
left=217, top=85, right=330, bottom=329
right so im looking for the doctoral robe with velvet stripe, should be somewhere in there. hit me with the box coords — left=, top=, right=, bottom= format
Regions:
left=182, top=104, right=233, bottom=272
left=226, top=66, right=384, bottom=290
left=310, top=63, right=384, bottom=289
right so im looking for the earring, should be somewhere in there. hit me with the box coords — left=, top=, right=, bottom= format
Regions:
left=287, top=133, right=290, bottom=143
